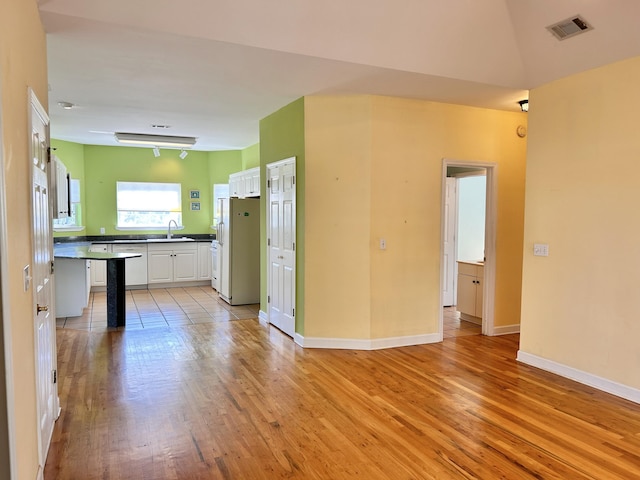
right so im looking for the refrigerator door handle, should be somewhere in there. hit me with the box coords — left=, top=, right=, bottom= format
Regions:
left=218, top=222, right=224, bottom=245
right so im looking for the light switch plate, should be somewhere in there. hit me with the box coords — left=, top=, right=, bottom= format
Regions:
left=533, top=243, right=549, bottom=256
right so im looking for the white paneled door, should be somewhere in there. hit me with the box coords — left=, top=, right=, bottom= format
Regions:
left=267, top=158, right=296, bottom=338
left=30, top=88, right=58, bottom=472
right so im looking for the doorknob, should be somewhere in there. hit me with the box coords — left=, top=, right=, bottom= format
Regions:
left=37, top=304, right=49, bottom=313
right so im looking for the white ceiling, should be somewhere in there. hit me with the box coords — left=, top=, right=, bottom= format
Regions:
left=37, top=0, right=640, bottom=151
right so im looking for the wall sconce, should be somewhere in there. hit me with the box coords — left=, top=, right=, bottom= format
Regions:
left=152, top=146, right=160, bottom=157
left=179, top=149, right=188, bottom=159
left=518, top=100, right=529, bottom=112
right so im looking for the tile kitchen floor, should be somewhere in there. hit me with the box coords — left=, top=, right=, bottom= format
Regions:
left=58, top=290, right=479, bottom=337
left=443, top=306, right=481, bottom=338
left=56, top=286, right=260, bottom=332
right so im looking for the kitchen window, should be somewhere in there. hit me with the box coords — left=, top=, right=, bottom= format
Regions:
left=116, top=181, right=182, bottom=229
left=53, top=178, right=83, bottom=231
left=212, top=183, right=229, bottom=228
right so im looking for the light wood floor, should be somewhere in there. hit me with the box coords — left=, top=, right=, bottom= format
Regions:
left=443, top=306, right=481, bottom=338
left=46, top=296, right=640, bottom=479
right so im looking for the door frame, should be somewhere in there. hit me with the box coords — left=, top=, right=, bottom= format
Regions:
left=439, top=159, right=497, bottom=337
left=442, top=176, right=459, bottom=307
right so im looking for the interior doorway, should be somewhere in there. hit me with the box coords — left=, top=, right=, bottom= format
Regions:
left=440, top=160, right=497, bottom=339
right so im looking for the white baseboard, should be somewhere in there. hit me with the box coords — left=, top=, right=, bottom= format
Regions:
left=460, top=313, right=481, bottom=325
left=517, top=350, right=640, bottom=405
left=295, top=333, right=441, bottom=350
left=258, top=310, right=268, bottom=326
left=491, top=324, right=520, bottom=336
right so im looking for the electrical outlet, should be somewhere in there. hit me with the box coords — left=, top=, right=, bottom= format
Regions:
left=380, top=238, right=386, bottom=250
left=100, top=227, right=105, bottom=234
left=533, top=243, right=549, bottom=256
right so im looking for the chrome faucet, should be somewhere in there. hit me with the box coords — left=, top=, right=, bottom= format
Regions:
left=167, top=219, right=178, bottom=239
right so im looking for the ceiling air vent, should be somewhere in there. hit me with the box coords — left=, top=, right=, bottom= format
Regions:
left=547, top=15, right=593, bottom=41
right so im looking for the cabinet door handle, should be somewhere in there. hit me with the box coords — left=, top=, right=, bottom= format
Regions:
left=37, top=304, right=49, bottom=313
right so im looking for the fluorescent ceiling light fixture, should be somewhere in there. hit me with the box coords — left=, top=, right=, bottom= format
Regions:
left=152, top=147, right=160, bottom=157
left=179, top=149, right=188, bottom=159
left=114, top=132, right=197, bottom=148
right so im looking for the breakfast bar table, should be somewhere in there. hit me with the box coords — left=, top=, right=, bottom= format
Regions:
left=54, top=247, right=142, bottom=328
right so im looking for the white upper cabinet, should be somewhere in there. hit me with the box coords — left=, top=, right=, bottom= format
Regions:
left=229, top=167, right=260, bottom=198
left=51, top=155, right=70, bottom=218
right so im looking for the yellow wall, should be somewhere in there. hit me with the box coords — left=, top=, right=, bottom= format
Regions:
left=303, top=95, right=527, bottom=340
left=520, top=56, right=640, bottom=390
left=304, top=96, right=373, bottom=338
left=0, top=0, right=49, bottom=477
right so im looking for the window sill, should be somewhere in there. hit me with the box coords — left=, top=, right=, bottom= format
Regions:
left=115, top=226, right=184, bottom=231
left=53, top=226, right=85, bottom=232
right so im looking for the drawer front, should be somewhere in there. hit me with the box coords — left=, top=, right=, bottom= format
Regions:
left=147, top=242, right=197, bottom=252
left=457, top=262, right=479, bottom=277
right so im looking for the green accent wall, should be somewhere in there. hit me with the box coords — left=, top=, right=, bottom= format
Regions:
left=242, top=143, right=260, bottom=169
left=51, top=139, right=86, bottom=236
left=259, top=98, right=305, bottom=333
left=84, top=145, right=213, bottom=235
left=208, top=150, right=243, bottom=185
left=50, top=142, right=257, bottom=237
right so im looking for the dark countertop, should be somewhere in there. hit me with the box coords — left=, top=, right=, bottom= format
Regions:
left=54, top=245, right=141, bottom=260
left=54, top=234, right=215, bottom=245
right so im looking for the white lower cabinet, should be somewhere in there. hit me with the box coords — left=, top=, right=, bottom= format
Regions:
left=198, top=242, right=212, bottom=280
left=147, top=243, right=198, bottom=284
left=86, top=240, right=210, bottom=288
left=89, top=244, right=109, bottom=288
left=111, top=244, right=148, bottom=286
left=55, top=258, right=90, bottom=317
left=456, top=261, right=484, bottom=324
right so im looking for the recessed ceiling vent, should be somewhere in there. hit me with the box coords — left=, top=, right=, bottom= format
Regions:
left=547, top=15, right=593, bottom=41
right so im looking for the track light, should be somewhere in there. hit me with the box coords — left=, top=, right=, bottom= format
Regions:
left=179, top=149, right=188, bottom=159
left=518, top=99, right=529, bottom=112
left=152, top=146, right=160, bottom=157
left=115, top=132, right=197, bottom=148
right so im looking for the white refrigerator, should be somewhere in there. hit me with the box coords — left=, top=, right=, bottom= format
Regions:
left=217, top=197, right=260, bottom=305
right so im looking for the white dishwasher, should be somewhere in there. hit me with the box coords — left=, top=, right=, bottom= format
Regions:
left=111, top=243, right=148, bottom=287
left=210, top=240, right=219, bottom=291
